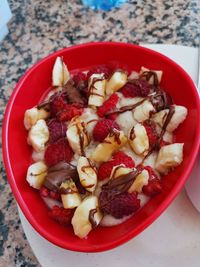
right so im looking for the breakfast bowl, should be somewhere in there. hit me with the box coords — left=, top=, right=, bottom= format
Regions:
left=2, top=42, right=200, bottom=252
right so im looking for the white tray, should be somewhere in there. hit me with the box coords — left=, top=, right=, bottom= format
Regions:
left=19, top=44, right=200, bottom=267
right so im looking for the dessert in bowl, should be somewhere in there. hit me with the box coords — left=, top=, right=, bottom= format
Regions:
left=2, top=42, right=200, bottom=252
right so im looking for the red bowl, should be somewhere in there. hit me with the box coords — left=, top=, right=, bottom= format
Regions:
left=2, top=42, right=200, bottom=252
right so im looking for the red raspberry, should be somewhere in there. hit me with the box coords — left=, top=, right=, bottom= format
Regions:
left=143, top=120, right=158, bottom=147
left=121, top=79, right=151, bottom=98
left=93, top=119, right=120, bottom=142
left=40, top=186, right=61, bottom=201
left=47, top=119, right=67, bottom=143
left=73, top=72, right=87, bottom=84
left=50, top=92, right=83, bottom=122
left=57, top=103, right=83, bottom=122
left=50, top=92, right=66, bottom=116
left=98, top=151, right=135, bottom=180
left=87, top=64, right=111, bottom=79
left=48, top=206, right=74, bottom=225
left=45, top=138, right=74, bottom=167
left=40, top=186, right=49, bottom=197
left=97, top=93, right=119, bottom=118
left=141, top=166, right=162, bottom=197
left=99, top=191, right=140, bottom=219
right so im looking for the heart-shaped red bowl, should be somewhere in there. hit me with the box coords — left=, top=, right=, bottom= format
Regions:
left=2, top=42, right=200, bottom=252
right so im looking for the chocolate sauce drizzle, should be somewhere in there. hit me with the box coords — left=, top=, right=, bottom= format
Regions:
left=89, top=208, right=98, bottom=229
left=88, top=76, right=105, bottom=99
left=140, top=71, right=159, bottom=87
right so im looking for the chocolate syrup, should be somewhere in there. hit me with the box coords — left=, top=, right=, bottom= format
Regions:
left=59, top=186, right=77, bottom=195
left=140, top=71, right=159, bottom=87
left=89, top=209, right=98, bottom=229
left=105, top=98, right=146, bottom=116
left=88, top=76, right=105, bottom=99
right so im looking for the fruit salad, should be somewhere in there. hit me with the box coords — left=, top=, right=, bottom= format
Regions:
left=24, top=57, right=188, bottom=239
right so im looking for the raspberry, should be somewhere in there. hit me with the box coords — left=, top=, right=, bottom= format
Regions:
left=48, top=206, right=74, bottom=225
left=40, top=186, right=61, bottom=200
left=47, top=119, right=67, bottom=143
left=40, top=186, right=49, bottom=197
left=73, top=72, right=87, bottom=84
left=98, top=151, right=135, bottom=180
left=143, top=120, right=158, bottom=147
left=45, top=138, right=74, bottom=167
left=87, top=64, right=111, bottom=79
left=141, top=166, right=162, bottom=197
left=99, top=191, right=140, bottom=219
left=57, top=104, right=83, bottom=122
left=93, top=119, right=120, bottom=142
left=97, top=93, right=119, bottom=117
left=50, top=92, right=83, bottom=122
left=121, top=79, right=151, bottom=98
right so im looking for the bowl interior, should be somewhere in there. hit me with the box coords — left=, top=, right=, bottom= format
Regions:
left=3, top=42, right=200, bottom=252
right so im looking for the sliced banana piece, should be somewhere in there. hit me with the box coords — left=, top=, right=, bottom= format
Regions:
left=52, top=56, right=70, bottom=86
left=66, top=117, right=89, bottom=155
left=110, top=165, right=133, bottom=179
left=79, top=108, right=99, bottom=136
left=24, top=107, right=49, bottom=130
left=26, top=161, right=47, bottom=189
left=28, top=119, right=49, bottom=152
left=155, top=143, right=184, bottom=174
left=91, top=129, right=127, bottom=162
left=88, top=73, right=106, bottom=107
left=140, top=66, right=163, bottom=84
left=133, top=100, right=155, bottom=122
left=71, top=196, right=103, bottom=239
left=106, top=71, right=127, bottom=95
left=152, top=105, right=188, bottom=133
left=128, top=169, right=149, bottom=193
left=116, top=111, right=137, bottom=135
left=77, top=156, right=97, bottom=192
left=128, top=123, right=149, bottom=155
left=60, top=179, right=81, bottom=209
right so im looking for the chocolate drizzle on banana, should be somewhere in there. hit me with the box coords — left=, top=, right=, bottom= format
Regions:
left=89, top=208, right=98, bottom=229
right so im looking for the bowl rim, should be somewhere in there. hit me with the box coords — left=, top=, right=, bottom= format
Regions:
left=2, top=42, right=200, bottom=252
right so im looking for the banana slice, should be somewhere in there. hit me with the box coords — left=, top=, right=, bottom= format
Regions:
left=52, top=56, right=70, bottom=86
left=155, top=143, right=184, bottom=174
left=140, top=66, right=163, bottom=84
left=116, top=111, right=137, bottom=135
left=128, top=123, right=149, bottom=155
left=60, top=179, right=81, bottom=209
left=24, top=107, right=49, bottom=130
left=26, top=161, right=47, bottom=189
left=91, top=129, right=127, bottom=162
left=28, top=119, right=49, bottom=152
left=106, top=71, right=127, bottom=95
left=128, top=169, right=149, bottom=193
left=152, top=105, right=188, bottom=133
left=79, top=108, right=99, bottom=136
left=71, top=195, right=103, bottom=239
left=133, top=100, right=155, bottom=122
left=88, top=73, right=106, bottom=107
left=77, top=157, right=97, bottom=192
left=66, top=117, right=89, bottom=155
left=110, top=165, right=133, bottom=179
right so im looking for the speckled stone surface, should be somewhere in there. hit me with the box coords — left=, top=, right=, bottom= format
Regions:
left=0, top=0, right=199, bottom=266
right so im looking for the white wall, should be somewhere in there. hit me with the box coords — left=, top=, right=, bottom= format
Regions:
left=0, top=0, right=12, bottom=41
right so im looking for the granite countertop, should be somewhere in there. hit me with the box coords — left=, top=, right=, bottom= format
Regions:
left=0, top=0, right=199, bottom=266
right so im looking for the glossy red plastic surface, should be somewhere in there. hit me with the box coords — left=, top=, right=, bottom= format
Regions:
left=2, top=42, right=200, bottom=252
